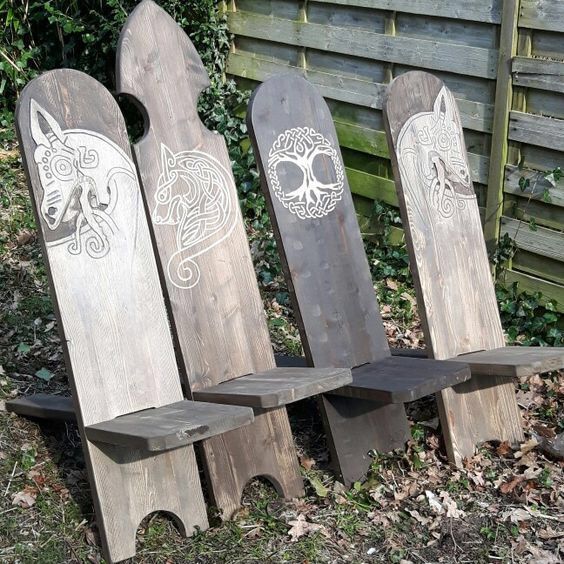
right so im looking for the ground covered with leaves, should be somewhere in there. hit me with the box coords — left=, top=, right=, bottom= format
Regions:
left=1, top=138, right=563, bottom=564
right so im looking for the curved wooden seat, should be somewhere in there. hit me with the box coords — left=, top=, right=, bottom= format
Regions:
left=193, top=367, right=352, bottom=408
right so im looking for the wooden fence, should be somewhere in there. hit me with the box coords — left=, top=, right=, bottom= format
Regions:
left=224, top=0, right=564, bottom=311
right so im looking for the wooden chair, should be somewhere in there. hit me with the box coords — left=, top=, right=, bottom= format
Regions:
left=114, top=0, right=351, bottom=516
left=14, top=69, right=255, bottom=563
left=247, top=73, right=472, bottom=485
left=383, top=71, right=564, bottom=466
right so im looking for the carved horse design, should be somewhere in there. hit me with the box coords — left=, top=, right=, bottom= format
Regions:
left=30, top=99, right=136, bottom=258
left=397, top=87, right=474, bottom=219
left=152, top=144, right=236, bottom=289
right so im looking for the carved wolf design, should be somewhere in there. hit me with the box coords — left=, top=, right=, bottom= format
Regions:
left=152, top=144, right=236, bottom=289
left=29, top=99, right=136, bottom=258
left=397, top=87, right=475, bottom=219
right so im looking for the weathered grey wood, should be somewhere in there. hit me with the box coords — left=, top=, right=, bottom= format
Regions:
left=390, top=348, right=427, bottom=358
left=483, top=0, right=519, bottom=250
left=330, top=357, right=471, bottom=404
left=384, top=71, right=525, bottom=466
left=501, top=217, right=564, bottom=263
left=228, top=11, right=498, bottom=79
left=193, top=367, right=351, bottom=408
left=85, top=400, right=254, bottom=451
left=504, top=164, right=564, bottom=208
left=320, top=395, right=408, bottom=483
left=15, top=69, right=210, bottom=563
left=318, top=0, right=502, bottom=24
left=520, top=0, right=564, bottom=33
left=247, top=73, right=474, bottom=485
left=329, top=120, right=491, bottom=185
left=455, top=346, right=564, bottom=377
left=513, top=56, right=564, bottom=94
left=509, top=111, right=564, bottom=152
left=116, top=0, right=306, bottom=519
left=227, top=53, right=494, bottom=133
left=6, top=394, right=74, bottom=421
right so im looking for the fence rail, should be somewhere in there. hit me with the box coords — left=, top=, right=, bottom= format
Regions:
left=225, top=0, right=564, bottom=311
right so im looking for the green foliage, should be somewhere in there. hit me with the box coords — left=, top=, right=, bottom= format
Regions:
left=496, top=282, right=562, bottom=346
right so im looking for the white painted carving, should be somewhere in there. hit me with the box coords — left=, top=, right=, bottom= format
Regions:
left=153, top=144, right=236, bottom=289
left=396, top=87, right=475, bottom=219
left=30, top=99, right=136, bottom=258
left=267, top=126, right=344, bottom=219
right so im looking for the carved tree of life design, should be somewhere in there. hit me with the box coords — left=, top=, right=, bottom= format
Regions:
left=30, top=99, right=136, bottom=258
left=152, top=144, right=236, bottom=290
left=267, top=126, right=344, bottom=219
left=396, top=87, right=475, bottom=219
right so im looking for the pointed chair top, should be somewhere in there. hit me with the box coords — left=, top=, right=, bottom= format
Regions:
left=15, top=68, right=184, bottom=427
left=116, top=0, right=275, bottom=391
left=384, top=71, right=504, bottom=359
left=248, top=73, right=390, bottom=368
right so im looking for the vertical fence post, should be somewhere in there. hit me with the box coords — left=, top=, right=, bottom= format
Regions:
left=484, top=0, right=521, bottom=254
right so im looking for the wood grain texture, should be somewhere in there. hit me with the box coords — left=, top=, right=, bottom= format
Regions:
left=193, top=367, right=352, bottom=408
left=247, top=73, right=411, bottom=485
left=384, top=71, right=524, bottom=466
left=85, top=400, right=254, bottom=451
left=331, top=357, right=471, bottom=404
left=15, top=69, right=208, bottom=563
left=501, top=217, right=564, bottom=263
left=116, top=0, right=303, bottom=517
left=508, top=111, right=564, bottom=152
left=228, top=11, right=498, bottom=79
left=320, top=395, right=409, bottom=484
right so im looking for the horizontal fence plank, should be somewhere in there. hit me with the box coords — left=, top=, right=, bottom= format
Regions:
left=317, top=0, right=502, bottom=23
left=228, top=11, right=498, bottom=78
left=346, top=167, right=397, bottom=206
left=228, top=52, right=493, bottom=132
left=520, top=0, right=564, bottom=33
left=503, top=269, right=564, bottom=311
left=335, top=120, right=489, bottom=184
left=512, top=249, right=564, bottom=286
left=501, top=217, right=564, bottom=263
left=504, top=164, right=564, bottom=208
left=507, top=197, right=564, bottom=231
left=509, top=111, right=564, bottom=152
left=513, top=56, right=564, bottom=94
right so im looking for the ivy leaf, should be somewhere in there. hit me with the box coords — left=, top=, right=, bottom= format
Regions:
left=17, top=343, right=30, bottom=354
left=35, top=368, right=53, bottom=382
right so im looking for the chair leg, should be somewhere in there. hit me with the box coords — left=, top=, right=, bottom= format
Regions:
left=437, top=375, right=524, bottom=467
left=320, top=395, right=410, bottom=486
left=89, top=441, right=207, bottom=563
left=199, top=406, right=304, bottom=519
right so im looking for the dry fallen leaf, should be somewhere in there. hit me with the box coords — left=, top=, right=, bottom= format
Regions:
left=12, top=489, right=37, bottom=508
left=287, top=514, right=329, bottom=542
left=500, top=476, right=524, bottom=494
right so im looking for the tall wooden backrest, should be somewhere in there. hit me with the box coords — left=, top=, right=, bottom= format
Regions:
left=247, top=74, right=390, bottom=368
left=15, top=69, right=206, bottom=561
left=384, top=72, right=505, bottom=359
left=117, top=0, right=275, bottom=388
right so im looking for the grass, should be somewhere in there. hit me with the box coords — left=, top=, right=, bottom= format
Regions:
left=0, top=135, right=563, bottom=563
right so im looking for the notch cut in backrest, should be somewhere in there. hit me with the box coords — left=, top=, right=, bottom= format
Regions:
left=248, top=74, right=390, bottom=368
left=116, top=0, right=275, bottom=391
left=15, top=69, right=183, bottom=427
left=384, top=71, right=505, bottom=359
